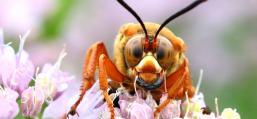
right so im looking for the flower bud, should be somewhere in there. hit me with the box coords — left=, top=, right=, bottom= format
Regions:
left=35, top=49, right=73, bottom=101
left=21, top=87, right=45, bottom=117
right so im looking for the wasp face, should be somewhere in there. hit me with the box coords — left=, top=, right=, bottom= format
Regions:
left=124, top=34, right=177, bottom=90
left=114, top=23, right=185, bottom=91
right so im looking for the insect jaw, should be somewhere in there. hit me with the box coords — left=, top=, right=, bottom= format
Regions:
left=131, top=54, right=165, bottom=90
left=135, top=54, right=162, bottom=73
left=133, top=69, right=165, bottom=90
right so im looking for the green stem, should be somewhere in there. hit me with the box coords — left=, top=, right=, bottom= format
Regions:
left=38, top=102, right=48, bottom=119
left=14, top=98, right=23, bottom=119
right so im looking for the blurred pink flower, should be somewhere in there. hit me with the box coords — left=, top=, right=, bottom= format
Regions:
left=0, top=30, right=16, bottom=85
left=0, top=30, right=34, bottom=94
left=0, top=87, right=19, bottom=119
left=0, top=0, right=55, bottom=34
left=35, top=49, right=74, bottom=102
left=21, top=86, right=45, bottom=117
left=0, top=29, right=76, bottom=118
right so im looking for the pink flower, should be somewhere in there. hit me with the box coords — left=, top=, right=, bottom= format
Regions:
left=0, top=87, right=19, bottom=119
left=21, top=86, right=45, bottom=117
left=35, top=49, right=73, bottom=101
left=119, top=93, right=154, bottom=119
left=0, top=29, right=16, bottom=85
left=64, top=80, right=107, bottom=118
left=0, top=30, right=35, bottom=94
left=160, top=94, right=181, bottom=119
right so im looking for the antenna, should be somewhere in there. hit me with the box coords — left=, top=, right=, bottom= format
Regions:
left=117, top=0, right=148, bottom=39
left=154, top=0, right=207, bottom=39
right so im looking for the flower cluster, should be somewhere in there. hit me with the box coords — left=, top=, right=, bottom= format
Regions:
left=68, top=86, right=240, bottom=119
left=0, top=29, right=73, bottom=118
left=67, top=70, right=241, bottom=119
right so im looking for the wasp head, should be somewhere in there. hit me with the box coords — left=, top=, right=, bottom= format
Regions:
left=115, top=0, right=206, bottom=90
left=114, top=23, right=185, bottom=90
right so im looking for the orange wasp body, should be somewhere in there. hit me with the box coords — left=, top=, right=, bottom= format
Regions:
left=68, top=0, right=207, bottom=118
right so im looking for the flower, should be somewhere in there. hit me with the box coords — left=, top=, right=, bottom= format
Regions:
left=21, top=86, right=45, bottom=117
left=117, top=90, right=155, bottom=119
left=220, top=108, right=241, bottom=119
left=119, top=97, right=154, bottom=119
left=0, top=30, right=35, bottom=94
left=160, top=94, right=181, bottom=119
left=0, top=29, right=16, bottom=85
left=182, top=92, right=203, bottom=119
left=35, top=49, right=73, bottom=102
left=0, top=87, right=19, bottom=119
left=0, top=29, right=75, bottom=118
left=64, top=81, right=242, bottom=119
left=63, top=69, right=242, bottom=119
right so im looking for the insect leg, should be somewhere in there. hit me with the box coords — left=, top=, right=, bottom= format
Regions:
left=154, top=74, right=185, bottom=117
left=155, top=58, right=196, bottom=117
left=99, top=54, right=125, bottom=119
left=68, top=42, right=109, bottom=116
left=154, top=59, right=188, bottom=117
left=163, top=58, right=195, bottom=98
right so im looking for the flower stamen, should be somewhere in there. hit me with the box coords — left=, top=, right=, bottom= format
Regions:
left=195, top=69, right=204, bottom=95
left=184, top=91, right=190, bottom=118
left=17, top=30, right=30, bottom=65
left=215, top=97, right=220, bottom=117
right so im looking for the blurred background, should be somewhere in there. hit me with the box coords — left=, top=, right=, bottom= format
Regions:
left=1, top=0, right=256, bottom=118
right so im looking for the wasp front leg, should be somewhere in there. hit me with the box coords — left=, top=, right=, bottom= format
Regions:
left=98, top=54, right=125, bottom=119
left=154, top=59, right=195, bottom=117
left=68, top=42, right=125, bottom=118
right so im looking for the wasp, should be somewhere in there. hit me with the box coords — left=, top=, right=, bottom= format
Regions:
left=68, top=0, right=207, bottom=118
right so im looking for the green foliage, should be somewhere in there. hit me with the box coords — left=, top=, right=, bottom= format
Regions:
left=218, top=18, right=257, bottom=118
left=40, top=0, right=76, bottom=40
left=200, top=66, right=257, bottom=119
left=219, top=66, right=257, bottom=119
left=221, top=17, right=257, bottom=54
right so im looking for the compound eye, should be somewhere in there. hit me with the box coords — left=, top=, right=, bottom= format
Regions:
left=156, top=47, right=165, bottom=60
left=124, top=36, right=144, bottom=67
left=156, top=36, right=174, bottom=69
left=133, top=47, right=143, bottom=58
